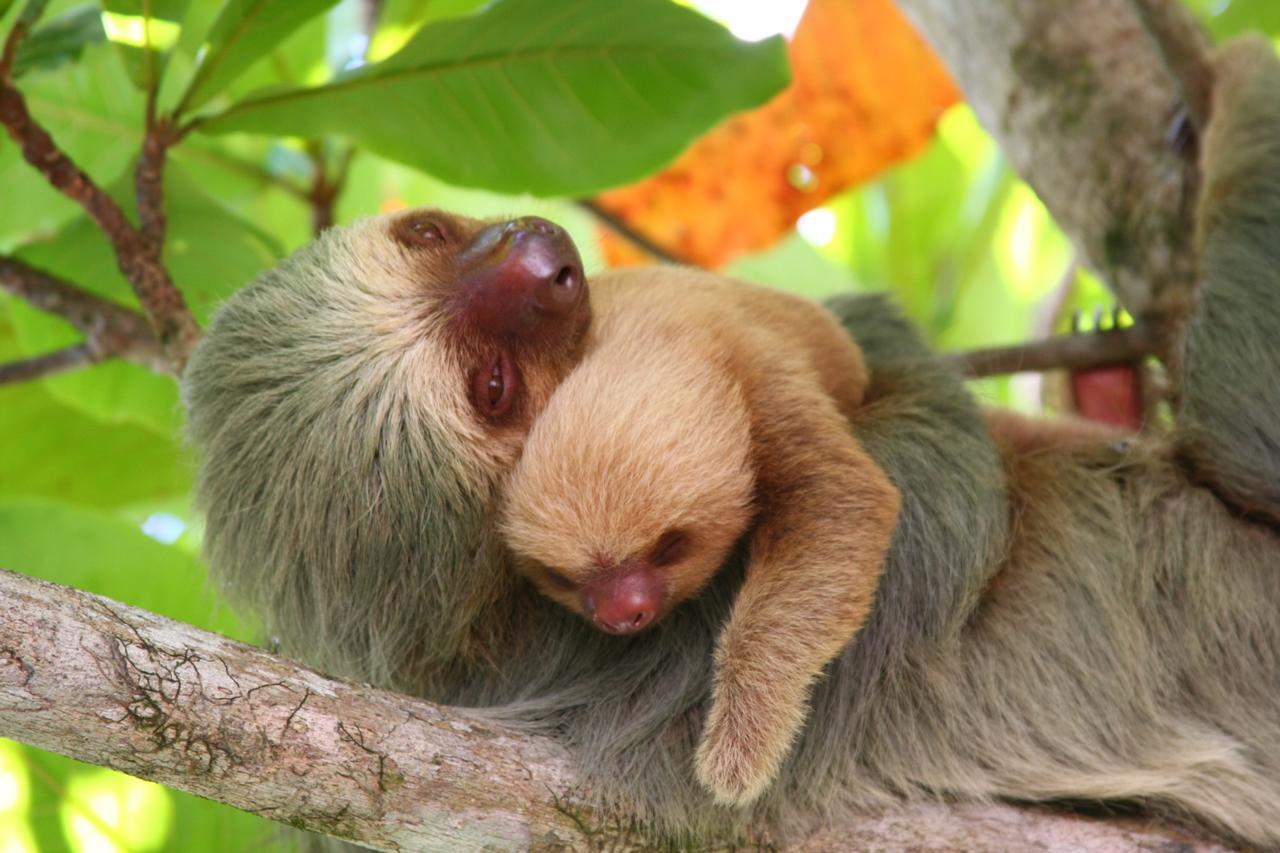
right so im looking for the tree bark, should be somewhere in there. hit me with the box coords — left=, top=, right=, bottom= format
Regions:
left=895, top=0, right=1199, bottom=324
left=0, top=569, right=1225, bottom=850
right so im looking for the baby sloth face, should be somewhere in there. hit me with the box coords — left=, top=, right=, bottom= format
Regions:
left=500, top=335, right=755, bottom=635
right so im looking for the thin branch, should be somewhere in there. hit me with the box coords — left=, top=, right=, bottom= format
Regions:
left=0, top=12, right=199, bottom=372
left=1127, top=0, right=1214, bottom=130
left=0, top=567, right=1220, bottom=852
left=307, top=143, right=355, bottom=235
left=577, top=198, right=686, bottom=265
left=947, top=321, right=1158, bottom=378
left=0, top=255, right=165, bottom=373
left=0, top=1, right=49, bottom=76
left=0, top=342, right=100, bottom=384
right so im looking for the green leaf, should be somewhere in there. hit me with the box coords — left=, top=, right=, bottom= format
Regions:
left=11, top=5, right=104, bottom=78
left=200, top=0, right=790, bottom=196
left=178, top=0, right=341, bottom=113
left=9, top=166, right=281, bottom=434
left=100, top=0, right=190, bottom=90
left=0, top=498, right=245, bottom=637
left=367, top=0, right=489, bottom=60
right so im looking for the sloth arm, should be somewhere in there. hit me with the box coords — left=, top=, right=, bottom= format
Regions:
left=694, top=356, right=901, bottom=805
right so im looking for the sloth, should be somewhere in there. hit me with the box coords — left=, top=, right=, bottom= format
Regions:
left=497, top=34, right=1280, bottom=845
left=498, top=268, right=901, bottom=805
left=183, top=34, right=1280, bottom=850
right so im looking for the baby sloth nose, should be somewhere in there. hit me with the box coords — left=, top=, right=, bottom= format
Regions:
left=581, top=564, right=665, bottom=635
left=458, top=216, right=586, bottom=338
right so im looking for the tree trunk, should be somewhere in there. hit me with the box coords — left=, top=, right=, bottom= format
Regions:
left=896, top=0, right=1199, bottom=321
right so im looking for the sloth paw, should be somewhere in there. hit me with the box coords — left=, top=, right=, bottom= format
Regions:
left=694, top=723, right=773, bottom=806
left=694, top=676, right=800, bottom=806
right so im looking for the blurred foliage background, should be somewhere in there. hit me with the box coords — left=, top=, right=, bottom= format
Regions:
left=0, top=0, right=1276, bottom=849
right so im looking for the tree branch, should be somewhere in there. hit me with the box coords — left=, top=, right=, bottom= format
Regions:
left=0, top=255, right=165, bottom=373
left=0, top=342, right=99, bottom=384
left=895, top=0, right=1199, bottom=339
left=947, top=320, right=1157, bottom=378
left=577, top=199, right=687, bottom=265
left=0, top=568, right=1224, bottom=851
left=0, top=5, right=200, bottom=372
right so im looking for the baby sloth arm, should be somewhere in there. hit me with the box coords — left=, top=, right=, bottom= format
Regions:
left=696, top=366, right=901, bottom=805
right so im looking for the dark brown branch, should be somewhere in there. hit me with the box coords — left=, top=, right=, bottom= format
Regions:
left=1127, top=0, right=1214, bottom=130
left=1, top=2, right=49, bottom=75
left=0, top=13, right=199, bottom=372
left=577, top=199, right=686, bottom=265
left=307, top=144, right=355, bottom=235
left=0, top=256, right=165, bottom=373
left=947, top=321, right=1157, bottom=378
left=0, top=342, right=100, bottom=384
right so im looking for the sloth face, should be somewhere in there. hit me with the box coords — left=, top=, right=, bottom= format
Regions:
left=501, top=325, right=755, bottom=635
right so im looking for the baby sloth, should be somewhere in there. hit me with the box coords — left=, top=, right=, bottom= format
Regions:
left=500, top=268, right=901, bottom=805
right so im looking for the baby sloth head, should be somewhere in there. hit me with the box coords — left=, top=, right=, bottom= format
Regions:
left=500, top=335, right=755, bottom=635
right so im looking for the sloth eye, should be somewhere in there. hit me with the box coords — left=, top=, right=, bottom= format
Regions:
left=544, top=569, right=577, bottom=591
left=650, top=529, right=689, bottom=567
left=471, top=349, right=517, bottom=419
left=413, top=220, right=444, bottom=242
left=395, top=215, right=448, bottom=248
left=486, top=364, right=503, bottom=405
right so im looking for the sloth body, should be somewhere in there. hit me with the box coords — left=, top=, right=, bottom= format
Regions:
left=183, top=36, right=1280, bottom=849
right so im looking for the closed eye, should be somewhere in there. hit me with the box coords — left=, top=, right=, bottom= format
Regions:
left=544, top=568, right=577, bottom=591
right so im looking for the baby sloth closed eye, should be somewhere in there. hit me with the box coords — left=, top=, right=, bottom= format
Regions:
left=500, top=269, right=902, bottom=806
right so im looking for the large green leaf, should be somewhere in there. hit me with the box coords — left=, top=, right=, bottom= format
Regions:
left=178, top=0, right=341, bottom=113
left=199, top=0, right=789, bottom=196
left=0, top=303, right=188, bottom=505
left=0, top=499, right=244, bottom=637
left=99, top=0, right=190, bottom=90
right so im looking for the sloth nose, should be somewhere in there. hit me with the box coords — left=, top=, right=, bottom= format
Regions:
left=458, top=217, right=587, bottom=338
left=581, top=564, right=665, bottom=635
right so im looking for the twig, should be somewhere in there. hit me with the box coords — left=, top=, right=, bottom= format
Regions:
left=0, top=6, right=200, bottom=372
left=0, top=1, right=48, bottom=76
left=307, top=144, right=355, bottom=235
left=577, top=199, right=686, bottom=265
left=0, top=342, right=101, bottom=384
left=0, top=256, right=165, bottom=373
left=1127, top=0, right=1214, bottom=130
left=946, top=321, right=1157, bottom=378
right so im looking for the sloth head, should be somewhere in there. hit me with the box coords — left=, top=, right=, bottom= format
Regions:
left=500, top=328, right=755, bottom=636
left=183, top=208, right=590, bottom=685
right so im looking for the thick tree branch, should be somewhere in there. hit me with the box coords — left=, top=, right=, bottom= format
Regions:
left=947, top=320, right=1157, bottom=378
left=0, top=6, right=200, bottom=372
left=895, top=0, right=1199, bottom=343
left=0, top=568, right=1224, bottom=851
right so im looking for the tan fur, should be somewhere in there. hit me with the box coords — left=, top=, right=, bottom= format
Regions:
left=501, top=268, right=900, bottom=804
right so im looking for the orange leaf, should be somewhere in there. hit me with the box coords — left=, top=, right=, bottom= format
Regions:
left=596, top=0, right=960, bottom=268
